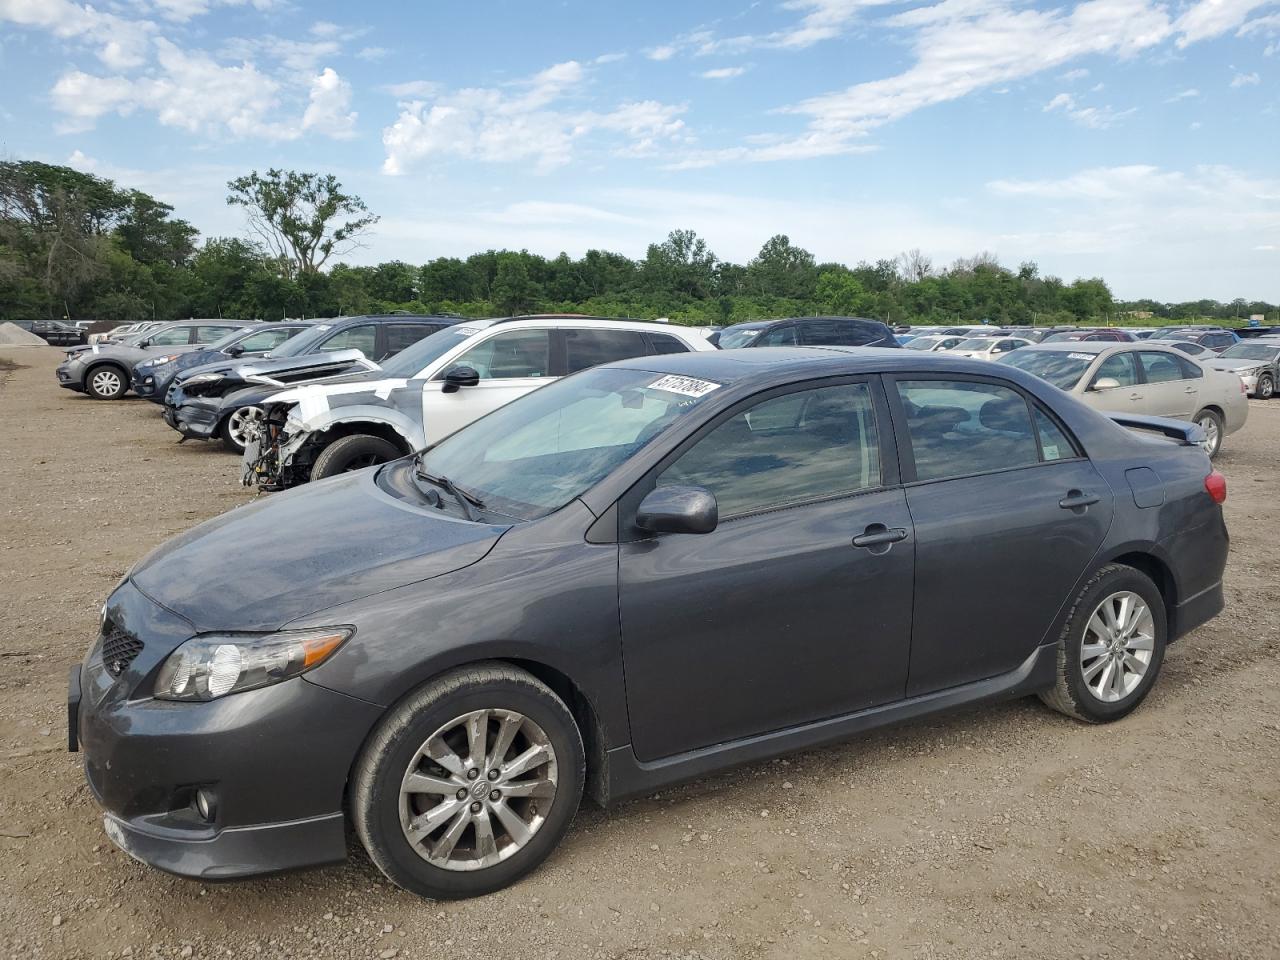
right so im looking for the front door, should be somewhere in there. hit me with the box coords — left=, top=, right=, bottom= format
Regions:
left=619, top=379, right=915, bottom=761
left=886, top=376, right=1114, bottom=694
left=423, top=328, right=556, bottom=443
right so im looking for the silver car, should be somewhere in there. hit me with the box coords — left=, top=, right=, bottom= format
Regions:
left=1000, top=341, right=1248, bottom=458
left=1204, top=341, right=1280, bottom=399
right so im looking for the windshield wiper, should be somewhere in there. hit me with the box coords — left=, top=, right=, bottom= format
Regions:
left=414, top=468, right=485, bottom=521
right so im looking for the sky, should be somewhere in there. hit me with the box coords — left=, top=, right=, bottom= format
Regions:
left=0, top=0, right=1277, bottom=302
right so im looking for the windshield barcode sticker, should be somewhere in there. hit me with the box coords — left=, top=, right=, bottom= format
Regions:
left=1068, top=352, right=1094, bottom=361
left=649, top=375, right=722, bottom=398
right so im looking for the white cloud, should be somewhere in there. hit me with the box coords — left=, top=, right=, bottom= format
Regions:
left=700, top=66, right=748, bottom=79
left=593, top=52, right=628, bottom=64
left=384, top=80, right=440, bottom=98
left=652, top=0, right=896, bottom=59
left=357, top=46, right=388, bottom=61
left=221, top=35, right=341, bottom=74
left=302, top=67, right=357, bottom=138
left=1043, top=92, right=1136, bottom=128
left=380, top=60, right=686, bottom=175
left=1060, top=67, right=1090, bottom=81
left=1167, top=87, right=1200, bottom=100
left=1230, top=69, right=1261, bottom=85
left=0, top=0, right=154, bottom=69
left=310, top=20, right=342, bottom=37
left=646, top=44, right=678, bottom=61
left=1175, top=0, right=1275, bottom=46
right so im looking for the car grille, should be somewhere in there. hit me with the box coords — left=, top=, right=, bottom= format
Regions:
left=100, top=623, right=144, bottom=676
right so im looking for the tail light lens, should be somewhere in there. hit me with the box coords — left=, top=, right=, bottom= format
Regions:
left=1204, top=471, right=1227, bottom=504
left=1241, top=378, right=1248, bottom=394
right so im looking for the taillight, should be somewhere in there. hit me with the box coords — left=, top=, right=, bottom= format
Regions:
left=1204, top=471, right=1227, bottom=504
left=1240, top=378, right=1248, bottom=394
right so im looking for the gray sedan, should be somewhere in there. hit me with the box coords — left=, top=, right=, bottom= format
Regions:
left=72, top=347, right=1228, bottom=899
left=55, top=319, right=253, bottom=399
left=1204, top=341, right=1280, bottom=399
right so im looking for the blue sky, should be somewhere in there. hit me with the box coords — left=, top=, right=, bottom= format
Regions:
left=1, top=0, right=1277, bottom=301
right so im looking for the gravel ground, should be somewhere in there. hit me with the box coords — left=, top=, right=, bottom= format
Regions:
left=1, top=344, right=1277, bottom=960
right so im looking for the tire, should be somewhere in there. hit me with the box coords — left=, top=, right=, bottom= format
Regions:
left=1192, top=408, right=1224, bottom=459
left=1257, top=374, right=1274, bottom=400
left=310, top=433, right=401, bottom=481
left=85, top=364, right=129, bottom=400
left=219, top=405, right=261, bottom=454
left=1039, top=563, right=1167, bottom=723
left=351, top=663, right=585, bottom=900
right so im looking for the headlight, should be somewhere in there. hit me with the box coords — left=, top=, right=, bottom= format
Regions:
left=181, top=373, right=222, bottom=387
left=153, top=627, right=352, bottom=701
left=141, top=354, right=181, bottom=368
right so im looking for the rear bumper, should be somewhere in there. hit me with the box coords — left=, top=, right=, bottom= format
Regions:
left=1171, top=580, right=1224, bottom=642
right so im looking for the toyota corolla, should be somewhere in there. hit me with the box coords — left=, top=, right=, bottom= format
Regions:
left=70, top=347, right=1228, bottom=900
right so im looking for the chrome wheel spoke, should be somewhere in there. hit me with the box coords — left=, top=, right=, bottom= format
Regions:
left=431, top=807, right=472, bottom=860
left=1123, top=653, right=1147, bottom=675
left=1082, top=656, right=1109, bottom=684
left=473, top=808, right=499, bottom=865
left=1081, top=642, right=1110, bottom=661
left=402, top=770, right=460, bottom=795
left=465, top=710, right=489, bottom=768
left=1079, top=590, right=1156, bottom=703
left=502, top=743, right=551, bottom=780
left=487, top=712, right=523, bottom=769
left=426, top=738, right=467, bottom=778
left=406, top=798, right=465, bottom=841
left=1127, top=634, right=1155, bottom=652
left=491, top=800, right=533, bottom=846
left=498, top=778, right=557, bottom=799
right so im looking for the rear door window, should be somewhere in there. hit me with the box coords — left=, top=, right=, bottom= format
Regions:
left=895, top=380, right=1041, bottom=482
left=646, top=333, right=691, bottom=355
left=1138, top=351, right=1187, bottom=383
left=563, top=329, right=650, bottom=373
left=757, top=325, right=799, bottom=347
left=320, top=324, right=378, bottom=357
left=147, top=327, right=193, bottom=346
left=384, top=323, right=439, bottom=357
left=194, top=325, right=241, bottom=343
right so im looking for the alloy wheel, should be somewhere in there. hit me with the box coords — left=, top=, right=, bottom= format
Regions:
left=1260, top=376, right=1274, bottom=400
left=1079, top=590, right=1155, bottom=703
left=1196, top=414, right=1220, bottom=456
left=227, top=406, right=261, bottom=448
left=399, top=709, right=558, bottom=871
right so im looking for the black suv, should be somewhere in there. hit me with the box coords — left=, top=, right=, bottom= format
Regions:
left=32, top=319, right=87, bottom=346
left=712, top=316, right=898, bottom=349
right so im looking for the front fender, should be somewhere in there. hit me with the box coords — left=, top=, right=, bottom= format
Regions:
left=294, top=406, right=425, bottom=452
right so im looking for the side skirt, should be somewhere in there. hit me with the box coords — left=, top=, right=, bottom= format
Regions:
left=602, top=642, right=1058, bottom=805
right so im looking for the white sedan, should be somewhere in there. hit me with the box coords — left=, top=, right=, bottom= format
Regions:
left=947, top=336, right=1032, bottom=360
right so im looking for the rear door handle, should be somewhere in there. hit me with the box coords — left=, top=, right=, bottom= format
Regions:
left=852, top=525, right=909, bottom=548
left=1059, top=491, right=1100, bottom=510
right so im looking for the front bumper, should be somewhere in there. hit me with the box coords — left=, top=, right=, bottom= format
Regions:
left=73, top=580, right=383, bottom=880
left=55, top=362, right=86, bottom=391
left=169, top=397, right=222, bottom=440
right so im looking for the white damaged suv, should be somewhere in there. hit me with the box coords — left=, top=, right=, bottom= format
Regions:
left=242, top=316, right=715, bottom=490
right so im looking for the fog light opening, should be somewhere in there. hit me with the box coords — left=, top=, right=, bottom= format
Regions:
left=194, top=788, right=217, bottom=822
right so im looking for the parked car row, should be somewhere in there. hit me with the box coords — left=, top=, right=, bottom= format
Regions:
left=70, top=335, right=1232, bottom=901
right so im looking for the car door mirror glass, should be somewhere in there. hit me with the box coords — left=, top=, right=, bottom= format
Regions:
left=225, top=344, right=245, bottom=357
left=441, top=365, right=480, bottom=394
left=636, top=485, right=718, bottom=535
left=1091, top=377, right=1121, bottom=390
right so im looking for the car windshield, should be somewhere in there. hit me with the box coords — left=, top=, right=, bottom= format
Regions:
left=379, top=324, right=488, bottom=378
left=956, top=338, right=993, bottom=350
left=717, top=328, right=762, bottom=349
left=999, top=349, right=1094, bottom=390
left=1219, top=344, right=1279, bottom=361
left=209, top=327, right=256, bottom=350
left=904, top=337, right=941, bottom=350
left=1040, top=332, right=1084, bottom=343
left=266, top=323, right=334, bottom=358
left=416, top=366, right=722, bottom=521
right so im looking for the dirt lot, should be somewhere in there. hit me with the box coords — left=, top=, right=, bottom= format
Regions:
left=1, top=344, right=1277, bottom=960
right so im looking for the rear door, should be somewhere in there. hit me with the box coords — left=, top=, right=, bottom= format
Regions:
left=423, top=328, right=555, bottom=442
left=1136, top=350, right=1198, bottom=418
left=886, top=375, right=1114, bottom=694
left=382, top=322, right=442, bottom=361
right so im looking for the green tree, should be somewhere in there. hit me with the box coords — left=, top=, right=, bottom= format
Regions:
left=226, top=169, right=378, bottom=278
left=491, top=252, right=537, bottom=314
left=816, top=271, right=868, bottom=315
left=746, top=234, right=817, bottom=298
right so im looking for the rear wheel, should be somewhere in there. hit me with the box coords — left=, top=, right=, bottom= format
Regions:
left=219, top=405, right=261, bottom=453
left=86, top=365, right=128, bottom=400
left=1039, top=564, right=1167, bottom=723
left=1193, top=409, right=1224, bottom=459
left=351, top=663, right=585, bottom=899
left=310, top=433, right=401, bottom=481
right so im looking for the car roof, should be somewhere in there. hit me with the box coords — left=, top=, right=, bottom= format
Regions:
left=605, top=345, right=1028, bottom=386
left=485, top=316, right=705, bottom=335
left=718, top=316, right=889, bottom=333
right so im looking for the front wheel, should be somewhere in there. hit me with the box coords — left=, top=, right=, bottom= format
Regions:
left=86, top=365, right=128, bottom=400
left=310, top=433, right=401, bottom=481
left=1257, top=374, right=1274, bottom=400
left=1193, top=409, right=1224, bottom=459
left=219, top=405, right=262, bottom=453
left=1039, top=564, right=1167, bottom=723
left=351, top=664, right=585, bottom=899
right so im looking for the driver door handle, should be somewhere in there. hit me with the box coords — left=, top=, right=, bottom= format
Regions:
left=852, top=525, right=909, bottom=548
left=1059, top=491, right=1100, bottom=510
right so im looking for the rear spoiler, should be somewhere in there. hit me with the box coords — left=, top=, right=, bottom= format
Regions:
left=1106, top=412, right=1206, bottom=446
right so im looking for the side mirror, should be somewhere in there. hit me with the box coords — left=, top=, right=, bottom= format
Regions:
left=1091, top=377, right=1121, bottom=391
left=441, top=365, right=480, bottom=394
left=636, top=485, right=718, bottom=535
left=138, top=338, right=152, bottom=348
left=225, top=344, right=245, bottom=358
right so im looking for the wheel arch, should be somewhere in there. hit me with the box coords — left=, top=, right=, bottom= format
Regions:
left=1102, top=549, right=1179, bottom=639
left=84, top=359, right=130, bottom=386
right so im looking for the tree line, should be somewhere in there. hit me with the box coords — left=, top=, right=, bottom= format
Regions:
left=1, top=160, right=1275, bottom=328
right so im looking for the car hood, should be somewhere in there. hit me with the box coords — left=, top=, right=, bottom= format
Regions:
left=129, top=469, right=510, bottom=632
left=267, top=376, right=422, bottom=414
left=1205, top=359, right=1265, bottom=373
